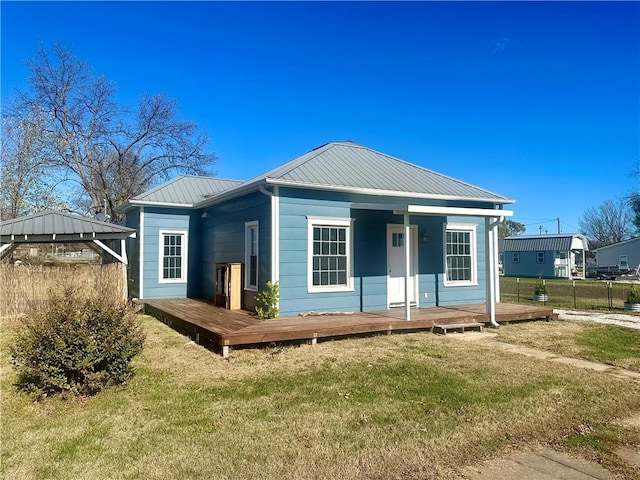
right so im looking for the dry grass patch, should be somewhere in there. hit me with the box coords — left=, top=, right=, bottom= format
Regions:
left=2, top=316, right=640, bottom=479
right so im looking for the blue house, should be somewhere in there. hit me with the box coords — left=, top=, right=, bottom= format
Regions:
left=501, top=234, right=588, bottom=279
left=118, top=142, right=514, bottom=323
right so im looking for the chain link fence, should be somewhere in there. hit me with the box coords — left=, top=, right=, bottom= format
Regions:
left=500, top=277, right=633, bottom=311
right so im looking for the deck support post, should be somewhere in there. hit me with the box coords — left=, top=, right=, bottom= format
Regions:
left=493, top=223, right=500, bottom=303
left=222, top=345, right=230, bottom=358
left=308, top=337, right=318, bottom=345
left=404, top=213, right=411, bottom=321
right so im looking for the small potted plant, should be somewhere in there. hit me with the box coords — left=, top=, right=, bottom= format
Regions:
left=533, top=279, right=548, bottom=302
left=624, top=283, right=640, bottom=312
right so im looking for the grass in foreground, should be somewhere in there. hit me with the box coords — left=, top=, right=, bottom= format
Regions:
left=496, top=320, right=640, bottom=372
left=2, top=316, right=640, bottom=479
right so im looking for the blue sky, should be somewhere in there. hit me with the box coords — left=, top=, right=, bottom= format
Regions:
left=2, top=1, right=639, bottom=235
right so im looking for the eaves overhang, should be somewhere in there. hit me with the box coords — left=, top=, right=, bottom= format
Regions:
left=116, top=200, right=196, bottom=213
left=1, top=231, right=136, bottom=244
left=264, top=178, right=515, bottom=205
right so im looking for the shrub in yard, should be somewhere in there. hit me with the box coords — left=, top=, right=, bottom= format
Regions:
left=626, top=283, right=640, bottom=304
left=10, top=286, right=144, bottom=399
left=255, top=281, right=279, bottom=319
left=534, top=279, right=548, bottom=295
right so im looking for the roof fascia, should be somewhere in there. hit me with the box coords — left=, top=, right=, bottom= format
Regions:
left=122, top=200, right=196, bottom=210
left=399, top=205, right=514, bottom=217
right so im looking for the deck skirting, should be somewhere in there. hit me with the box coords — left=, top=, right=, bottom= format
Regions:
left=143, top=299, right=555, bottom=357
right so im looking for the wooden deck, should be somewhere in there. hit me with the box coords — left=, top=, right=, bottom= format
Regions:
left=142, top=298, right=557, bottom=357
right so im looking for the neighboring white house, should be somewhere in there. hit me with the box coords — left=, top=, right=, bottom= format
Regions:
left=595, top=237, right=640, bottom=272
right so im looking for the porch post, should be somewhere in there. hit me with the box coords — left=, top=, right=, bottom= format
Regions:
left=404, top=213, right=411, bottom=321
left=493, top=222, right=500, bottom=303
left=485, top=217, right=498, bottom=327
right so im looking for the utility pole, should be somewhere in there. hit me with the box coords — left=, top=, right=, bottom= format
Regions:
left=539, top=225, right=544, bottom=235
left=557, top=217, right=561, bottom=234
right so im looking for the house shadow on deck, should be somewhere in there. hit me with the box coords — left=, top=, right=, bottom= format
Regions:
left=142, top=298, right=557, bottom=358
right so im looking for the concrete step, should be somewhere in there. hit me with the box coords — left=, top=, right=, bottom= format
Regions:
left=433, top=321, right=483, bottom=335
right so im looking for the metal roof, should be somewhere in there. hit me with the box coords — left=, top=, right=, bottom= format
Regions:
left=238, top=141, right=513, bottom=203
left=119, top=142, right=514, bottom=211
left=127, top=176, right=243, bottom=207
left=501, top=234, right=588, bottom=252
left=1, top=211, right=135, bottom=243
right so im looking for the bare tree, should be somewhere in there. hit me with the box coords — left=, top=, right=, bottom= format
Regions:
left=629, top=192, right=640, bottom=234
left=579, top=199, right=633, bottom=245
left=14, top=43, right=216, bottom=221
left=0, top=107, right=67, bottom=220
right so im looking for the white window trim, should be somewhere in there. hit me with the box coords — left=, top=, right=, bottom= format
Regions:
left=245, top=221, right=259, bottom=291
left=307, top=216, right=354, bottom=293
left=443, top=223, right=478, bottom=287
left=158, top=230, right=188, bottom=284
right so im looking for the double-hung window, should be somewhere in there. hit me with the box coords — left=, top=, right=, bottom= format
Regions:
left=537, top=252, right=545, bottom=264
left=245, top=221, right=259, bottom=290
left=308, top=217, right=353, bottom=292
left=159, top=230, right=187, bottom=282
left=444, top=224, right=477, bottom=286
left=512, top=252, right=520, bottom=264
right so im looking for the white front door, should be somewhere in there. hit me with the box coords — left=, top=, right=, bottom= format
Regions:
left=387, top=225, right=418, bottom=307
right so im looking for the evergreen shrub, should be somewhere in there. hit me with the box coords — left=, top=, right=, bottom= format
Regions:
left=11, top=286, right=144, bottom=399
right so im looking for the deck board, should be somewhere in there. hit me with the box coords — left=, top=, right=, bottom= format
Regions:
left=143, top=299, right=555, bottom=355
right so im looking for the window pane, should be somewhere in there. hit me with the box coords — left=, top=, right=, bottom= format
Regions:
left=162, top=234, right=184, bottom=280
left=445, top=228, right=473, bottom=283
left=310, top=224, right=349, bottom=287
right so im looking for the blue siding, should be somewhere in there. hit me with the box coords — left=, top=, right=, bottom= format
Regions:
left=200, top=192, right=271, bottom=311
left=503, top=250, right=555, bottom=278
left=435, top=216, right=487, bottom=305
left=277, top=187, right=490, bottom=316
left=131, top=184, right=495, bottom=311
left=141, top=207, right=193, bottom=299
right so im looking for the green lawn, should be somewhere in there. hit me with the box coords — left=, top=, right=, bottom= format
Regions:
left=500, top=277, right=632, bottom=310
left=2, top=315, right=640, bottom=479
left=496, top=320, right=640, bottom=373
